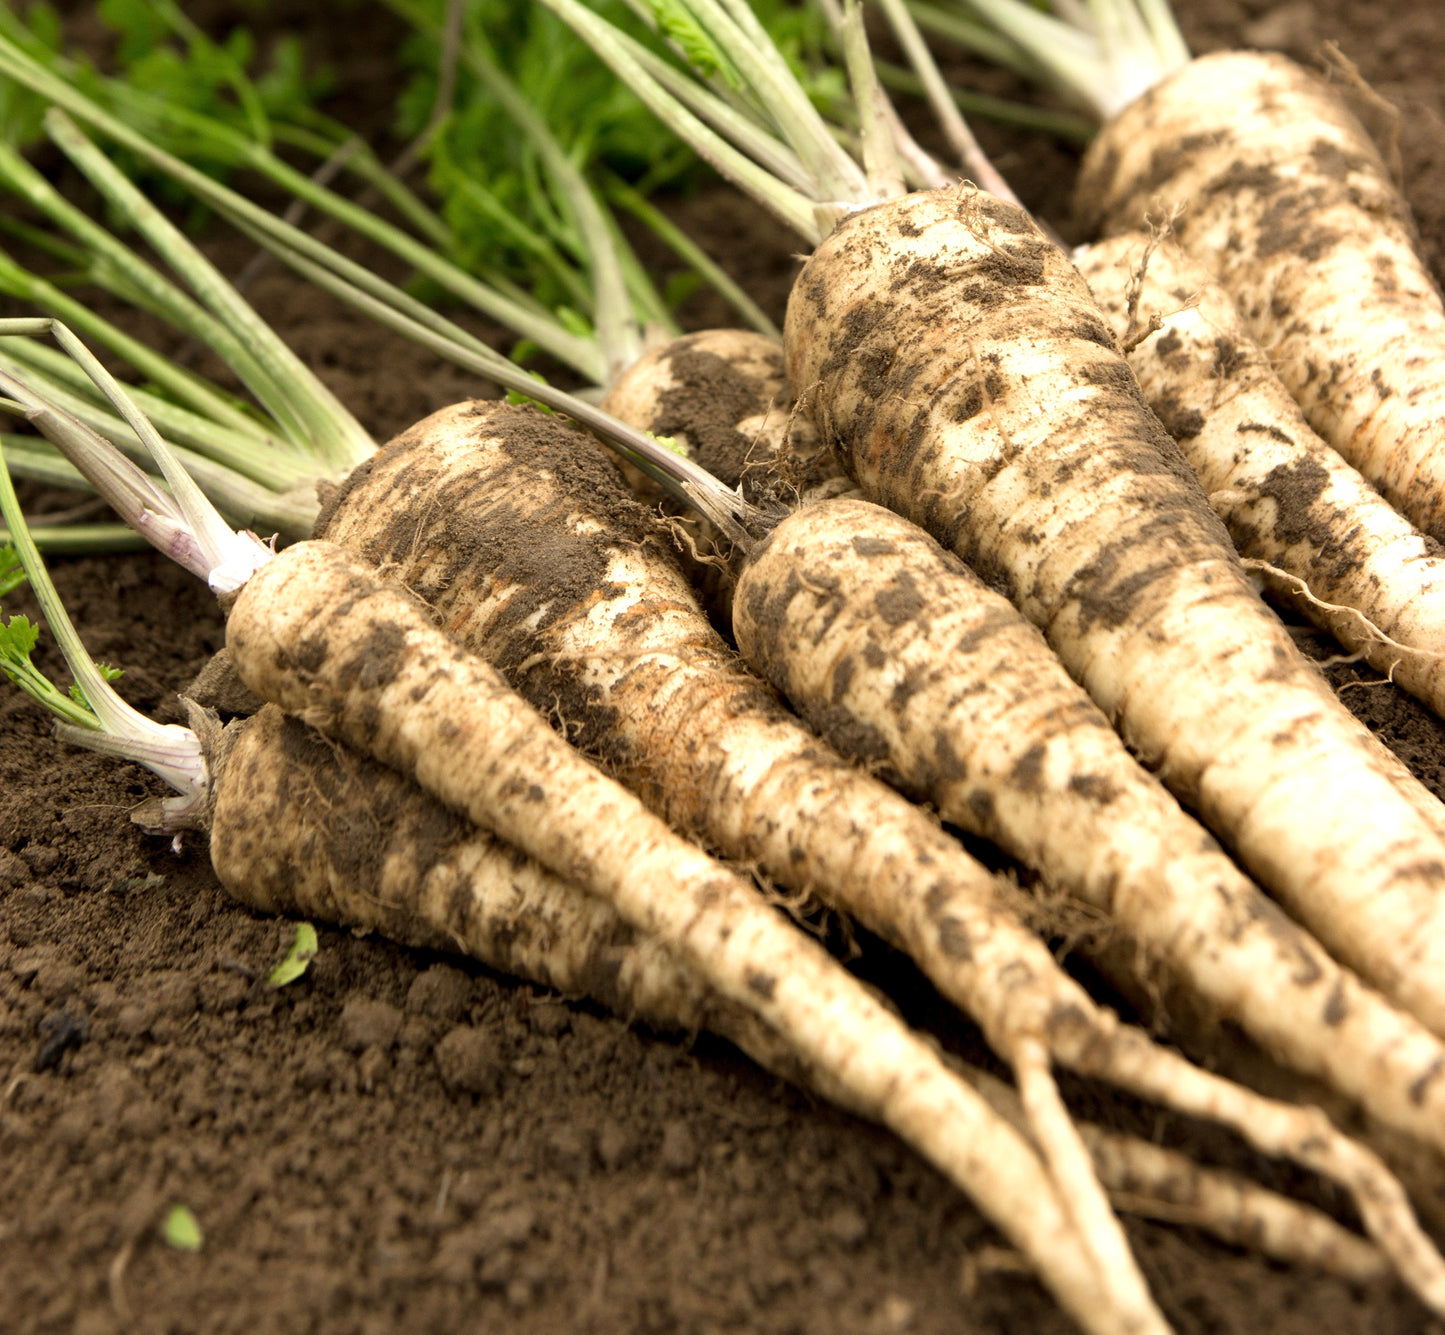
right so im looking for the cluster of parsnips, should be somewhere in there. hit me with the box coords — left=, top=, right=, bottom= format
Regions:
left=4, top=2, right=1445, bottom=1331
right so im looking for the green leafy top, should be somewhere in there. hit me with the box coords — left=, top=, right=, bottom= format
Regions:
left=387, top=0, right=839, bottom=304
left=1, top=0, right=333, bottom=156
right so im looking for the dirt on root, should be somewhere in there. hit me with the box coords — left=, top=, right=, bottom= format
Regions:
left=6, top=2, right=1445, bottom=1334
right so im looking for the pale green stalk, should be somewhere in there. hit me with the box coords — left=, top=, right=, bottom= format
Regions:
left=43, top=109, right=374, bottom=474
left=631, top=38, right=819, bottom=195
left=872, top=0, right=1019, bottom=201
left=695, top=0, right=868, bottom=200
left=870, top=59, right=1095, bottom=143
left=0, top=434, right=87, bottom=492
left=0, top=519, right=150, bottom=554
left=90, top=77, right=453, bottom=248
left=814, top=0, right=962, bottom=191
left=0, top=337, right=314, bottom=494
left=840, top=0, right=906, bottom=200
left=948, top=0, right=1191, bottom=120
left=0, top=319, right=276, bottom=588
left=0, top=137, right=302, bottom=430
left=0, top=245, right=277, bottom=449
left=955, top=0, right=1104, bottom=112
left=455, top=30, right=644, bottom=383
left=208, top=197, right=556, bottom=379
left=906, top=0, right=1039, bottom=74
left=0, top=409, right=209, bottom=820
left=216, top=219, right=766, bottom=547
left=264, top=122, right=452, bottom=248
left=604, top=210, right=683, bottom=339
left=643, top=0, right=866, bottom=201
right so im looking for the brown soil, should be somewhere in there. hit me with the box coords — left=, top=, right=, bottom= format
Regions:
left=4, top=3, right=1445, bottom=1334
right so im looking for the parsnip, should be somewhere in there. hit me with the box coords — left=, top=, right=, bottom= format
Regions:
left=314, top=398, right=1445, bottom=1310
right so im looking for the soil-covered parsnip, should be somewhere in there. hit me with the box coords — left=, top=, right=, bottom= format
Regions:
left=912, top=5, right=1445, bottom=543
left=601, top=328, right=834, bottom=498
left=1072, top=52, right=1445, bottom=543
left=1074, top=233, right=1445, bottom=720
left=783, top=186, right=1445, bottom=1044
left=318, top=396, right=1156, bottom=1304
left=205, top=704, right=1388, bottom=1286
left=522, top=0, right=1445, bottom=1062
left=222, top=534, right=1142, bottom=1335
left=312, top=398, right=1445, bottom=1311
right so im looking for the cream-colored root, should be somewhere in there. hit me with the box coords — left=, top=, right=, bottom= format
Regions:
left=319, top=399, right=1170, bottom=1332
left=733, top=497, right=1445, bottom=1308
left=1014, top=1041, right=1156, bottom=1321
left=1075, top=232, right=1445, bottom=721
left=225, top=539, right=1152, bottom=1335
left=211, top=705, right=1384, bottom=1285
left=1075, top=51, right=1445, bottom=544
left=962, top=1066, right=1386, bottom=1283
left=207, top=705, right=754, bottom=1040
left=1077, top=1023, right=1445, bottom=1308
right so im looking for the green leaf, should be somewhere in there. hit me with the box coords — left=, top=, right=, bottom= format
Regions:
left=97, top=0, right=167, bottom=65
left=160, top=1204, right=202, bottom=1253
left=0, top=544, right=26, bottom=598
left=266, top=921, right=319, bottom=988
left=504, top=388, right=556, bottom=415
left=0, top=610, right=40, bottom=661
left=644, top=0, right=726, bottom=80
left=68, top=661, right=123, bottom=708
left=651, top=432, right=689, bottom=458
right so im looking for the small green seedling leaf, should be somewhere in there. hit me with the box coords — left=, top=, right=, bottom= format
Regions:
left=504, top=389, right=557, bottom=415
left=266, top=921, right=318, bottom=988
left=0, top=608, right=38, bottom=658
left=0, top=544, right=25, bottom=597
left=0, top=606, right=104, bottom=730
left=68, top=661, right=123, bottom=708
left=160, top=1203, right=202, bottom=1252
left=650, top=432, right=689, bottom=458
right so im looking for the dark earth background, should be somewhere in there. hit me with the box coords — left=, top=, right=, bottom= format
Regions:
left=4, top=2, right=1445, bottom=1333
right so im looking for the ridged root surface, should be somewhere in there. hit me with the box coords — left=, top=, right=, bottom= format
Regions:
left=314, top=397, right=1444, bottom=1307
left=1075, top=51, right=1445, bottom=543
left=1076, top=232, right=1445, bottom=718
left=733, top=496, right=1445, bottom=1164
